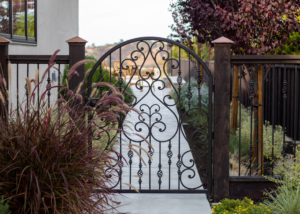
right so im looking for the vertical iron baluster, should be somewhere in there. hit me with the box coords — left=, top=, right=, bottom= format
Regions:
left=148, top=107, right=152, bottom=189
left=294, top=65, right=298, bottom=158
left=261, top=65, right=264, bottom=175
left=187, top=54, right=192, bottom=109
left=278, top=69, right=281, bottom=126
left=249, top=65, right=254, bottom=176
left=282, top=65, right=287, bottom=157
left=58, top=64, right=61, bottom=136
left=26, top=63, right=29, bottom=107
left=197, top=65, right=202, bottom=106
left=239, top=65, right=242, bottom=176
left=109, top=54, right=112, bottom=89
left=288, top=68, right=292, bottom=138
left=37, top=64, right=39, bottom=116
left=47, top=69, right=51, bottom=108
left=119, top=116, right=123, bottom=190
left=99, top=65, right=103, bottom=98
left=260, top=65, right=265, bottom=174
left=119, top=48, right=123, bottom=92
left=269, top=69, right=272, bottom=124
left=272, top=66, right=275, bottom=175
left=138, top=141, right=143, bottom=190
left=17, top=63, right=19, bottom=112
left=158, top=142, right=162, bottom=189
left=207, top=61, right=213, bottom=193
left=119, top=48, right=123, bottom=190
left=128, top=140, right=133, bottom=189
left=109, top=55, right=112, bottom=107
left=171, top=45, right=173, bottom=76
left=58, top=64, right=61, bottom=100
left=176, top=47, right=182, bottom=189
left=167, top=140, right=172, bottom=189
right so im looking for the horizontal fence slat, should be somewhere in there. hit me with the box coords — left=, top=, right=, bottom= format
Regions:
left=231, top=55, right=300, bottom=64
left=7, top=55, right=69, bottom=64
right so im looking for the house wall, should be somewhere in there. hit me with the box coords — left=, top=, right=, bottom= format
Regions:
left=8, top=0, right=79, bottom=110
left=9, top=0, right=79, bottom=55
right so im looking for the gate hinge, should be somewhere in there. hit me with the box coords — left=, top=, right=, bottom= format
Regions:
left=212, top=85, right=215, bottom=93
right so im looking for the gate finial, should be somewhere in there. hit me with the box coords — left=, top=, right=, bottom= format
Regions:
left=66, top=36, right=87, bottom=44
left=212, top=36, right=234, bottom=44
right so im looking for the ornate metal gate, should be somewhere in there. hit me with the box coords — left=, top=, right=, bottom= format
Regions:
left=87, top=37, right=213, bottom=193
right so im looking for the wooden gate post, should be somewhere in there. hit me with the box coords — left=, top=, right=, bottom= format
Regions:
left=0, top=36, right=10, bottom=122
left=66, top=36, right=87, bottom=108
left=212, top=36, right=234, bottom=202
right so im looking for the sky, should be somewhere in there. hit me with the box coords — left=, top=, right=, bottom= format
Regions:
left=79, top=0, right=175, bottom=46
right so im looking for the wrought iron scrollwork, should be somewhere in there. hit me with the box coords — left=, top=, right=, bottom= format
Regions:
left=86, top=37, right=213, bottom=193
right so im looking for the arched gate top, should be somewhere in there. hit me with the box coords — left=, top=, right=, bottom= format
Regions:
left=88, top=36, right=213, bottom=96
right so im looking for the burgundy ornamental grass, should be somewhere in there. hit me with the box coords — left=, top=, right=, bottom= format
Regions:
left=0, top=50, right=152, bottom=213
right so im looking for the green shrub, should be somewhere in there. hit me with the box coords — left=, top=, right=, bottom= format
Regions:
left=229, top=104, right=284, bottom=161
left=212, top=197, right=272, bottom=214
left=61, top=55, right=134, bottom=104
left=267, top=158, right=300, bottom=192
left=0, top=188, right=10, bottom=214
left=171, top=77, right=212, bottom=127
left=264, top=160, right=300, bottom=214
left=273, top=32, right=300, bottom=55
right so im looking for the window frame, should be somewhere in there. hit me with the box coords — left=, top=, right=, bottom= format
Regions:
left=0, top=0, right=37, bottom=45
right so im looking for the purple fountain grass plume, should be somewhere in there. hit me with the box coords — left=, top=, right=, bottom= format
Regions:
left=48, top=49, right=60, bottom=66
left=0, top=50, right=150, bottom=213
left=76, top=94, right=83, bottom=103
left=68, top=70, right=79, bottom=78
left=68, top=59, right=95, bottom=79
left=55, top=98, right=67, bottom=105
left=92, top=82, right=118, bottom=94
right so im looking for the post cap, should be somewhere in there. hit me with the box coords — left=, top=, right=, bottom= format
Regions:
left=212, top=36, right=234, bottom=44
left=0, top=36, right=11, bottom=44
left=66, top=36, right=87, bottom=44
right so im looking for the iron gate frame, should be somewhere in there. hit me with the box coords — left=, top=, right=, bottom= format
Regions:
left=87, top=37, right=214, bottom=194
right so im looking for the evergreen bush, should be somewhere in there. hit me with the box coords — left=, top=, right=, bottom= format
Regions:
left=61, top=55, right=134, bottom=104
left=229, top=104, right=284, bottom=161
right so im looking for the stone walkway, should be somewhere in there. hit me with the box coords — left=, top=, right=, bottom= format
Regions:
left=111, top=79, right=212, bottom=214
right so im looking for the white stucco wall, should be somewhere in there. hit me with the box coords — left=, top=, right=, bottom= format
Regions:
left=8, top=0, right=79, bottom=111
left=9, top=0, right=79, bottom=55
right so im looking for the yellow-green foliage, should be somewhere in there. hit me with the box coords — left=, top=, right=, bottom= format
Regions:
left=268, top=158, right=300, bottom=190
left=264, top=159, right=300, bottom=214
left=230, top=103, right=284, bottom=160
left=212, top=197, right=271, bottom=214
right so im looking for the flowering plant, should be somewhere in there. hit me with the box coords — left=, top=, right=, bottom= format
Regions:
left=212, top=197, right=272, bottom=214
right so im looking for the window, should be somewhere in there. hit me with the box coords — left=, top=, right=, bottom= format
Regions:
left=0, top=0, right=36, bottom=44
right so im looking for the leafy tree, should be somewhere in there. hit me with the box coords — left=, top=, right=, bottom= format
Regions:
left=169, top=0, right=300, bottom=172
left=276, top=10, right=300, bottom=55
left=170, top=0, right=300, bottom=55
left=0, top=1, right=9, bottom=34
left=13, top=12, right=35, bottom=37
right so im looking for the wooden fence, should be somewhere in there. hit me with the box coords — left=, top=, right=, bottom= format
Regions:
left=174, top=59, right=300, bottom=141
left=1, top=35, right=299, bottom=202
left=0, top=36, right=86, bottom=121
